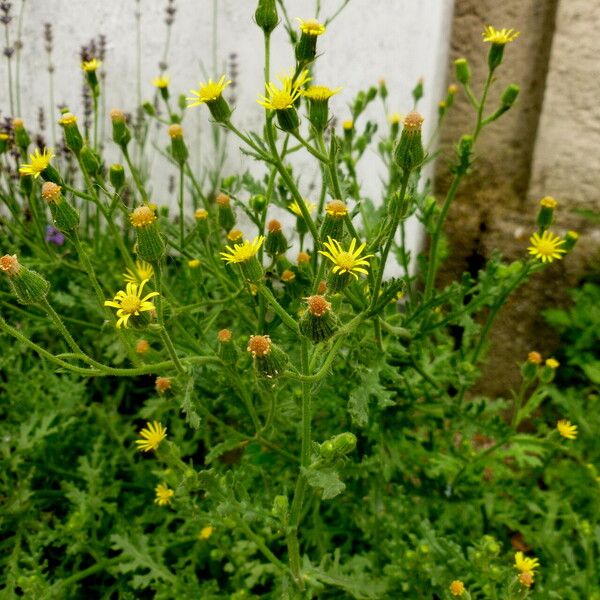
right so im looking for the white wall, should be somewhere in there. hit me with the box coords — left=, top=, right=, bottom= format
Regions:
left=0, top=0, right=454, bottom=262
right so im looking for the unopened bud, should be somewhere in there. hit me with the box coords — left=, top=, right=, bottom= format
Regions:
left=454, top=58, right=471, bottom=85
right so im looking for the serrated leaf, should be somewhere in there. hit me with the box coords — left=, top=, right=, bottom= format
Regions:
left=302, top=466, right=345, bottom=500
left=348, top=366, right=394, bottom=427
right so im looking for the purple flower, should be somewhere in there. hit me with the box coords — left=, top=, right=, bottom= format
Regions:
left=45, top=225, right=65, bottom=246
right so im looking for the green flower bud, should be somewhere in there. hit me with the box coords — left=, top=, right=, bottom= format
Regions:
left=0, top=132, right=9, bottom=154
left=40, top=164, right=64, bottom=186
left=563, top=230, right=579, bottom=252
left=276, top=107, right=300, bottom=132
left=319, top=200, right=348, bottom=240
left=58, top=113, right=84, bottom=154
left=194, top=208, right=210, bottom=239
left=247, top=335, right=289, bottom=379
left=295, top=19, right=326, bottom=64
left=319, top=440, right=335, bottom=460
left=412, top=78, right=424, bottom=105
left=299, top=295, right=339, bottom=343
left=393, top=111, right=425, bottom=173
left=42, top=182, right=79, bottom=232
left=501, top=83, right=520, bottom=108
left=331, top=432, right=357, bottom=457
left=168, top=124, right=189, bottom=165
left=454, top=58, right=471, bottom=85
left=488, top=43, right=505, bottom=71
left=207, top=95, right=232, bottom=124
left=109, top=164, right=126, bottom=190
left=216, top=193, right=236, bottom=231
left=12, top=118, right=31, bottom=150
left=251, top=194, right=267, bottom=212
left=255, top=0, right=278, bottom=34
left=80, top=145, right=102, bottom=176
left=271, top=494, right=289, bottom=523
left=110, top=109, right=131, bottom=147
left=265, top=220, right=288, bottom=257
left=217, top=329, right=239, bottom=365
left=536, top=196, right=557, bottom=232
left=178, top=94, right=187, bottom=111
left=142, top=101, right=156, bottom=116
left=130, top=205, right=165, bottom=262
left=0, top=255, right=50, bottom=305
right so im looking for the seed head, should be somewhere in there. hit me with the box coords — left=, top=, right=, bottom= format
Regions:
left=403, top=111, right=424, bottom=131
left=268, top=219, right=282, bottom=233
left=247, top=334, right=271, bottom=357
left=110, top=108, right=126, bottom=122
left=306, top=295, right=331, bottom=317
left=41, top=181, right=62, bottom=203
left=527, top=351, right=542, bottom=364
left=297, top=251, right=310, bottom=265
left=216, top=192, right=230, bottom=206
left=130, top=205, right=157, bottom=228
left=0, top=254, right=20, bottom=276
left=217, top=328, right=232, bottom=343
left=281, top=269, right=295, bottom=283
left=168, top=123, right=183, bottom=138
left=155, top=376, right=172, bottom=393
left=136, top=339, right=150, bottom=354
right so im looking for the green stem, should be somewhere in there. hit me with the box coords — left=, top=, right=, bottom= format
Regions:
left=257, top=284, right=300, bottom=336
left=178, top=163, right=185, bottom=248
left=159, top=326, right=186, bottom=375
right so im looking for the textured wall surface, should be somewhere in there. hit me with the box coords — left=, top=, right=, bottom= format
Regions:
left=0, top=0, right=454, bottom=260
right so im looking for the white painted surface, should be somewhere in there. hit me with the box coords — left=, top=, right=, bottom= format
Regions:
left=1, top=0, right=454, bottom=264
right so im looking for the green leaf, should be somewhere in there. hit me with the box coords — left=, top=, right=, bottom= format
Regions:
left=348, top=366, right=395, bottom=427
left=302, top=466, right=345, bottom=500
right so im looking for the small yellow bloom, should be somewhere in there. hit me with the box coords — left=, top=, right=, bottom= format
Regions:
left=220, top=236, right=264, bottom=264
left=289, top=198, right=316, bottom=217
left=136, top=421, right=167, bottom=452
left=449, top=580, right=465, bottom=596
left=258, top=70, right=310, bottom=111
left=136, top=339, right=150, bottom=354
left=0, top=132, right=9, bottom=141
left=302, top=85, right=341, bottom=101
left=82, top=58, right=102, bottom=72
left=187, top=75, right=231, bottom=107
left=227, top=229, right=244, bottom=242
left=528, top=231, right=566, bottom=263
left=199, top=526, right=214, bottom=540
left=130, top=205, right=157, bottom=228
left=104, top=279, right=159, bottom=328
left=319, top=237, right=374, bottom=279
left=188, top=259, right=201, bottom=268
left=325, top=200, right=348, bottom=217
left=528, top=351, right=542, bottom=364
left=546, top=358, right=559, bottom=369
left=388, top=112, right=403, bottom=125
left=540, top=196, right=557, bottom=209
left=482, top=25, right=520, bottom=45
left=59, top=112, right=77, bottom=126
left=281, top=269, right=296, bottom=283
left=195, top=208, right=208, bottom=220
left=19, top=147, right=55, bottom=178
left=168, top=124, right=183, bottom=138
left=342, top=120, right=353, bottom=130
left=123, top=260, right=154, bottom=284
left=297, top=17, right=326, bottom=36
left=557, top=419, right=578, bottom=440
left=154, top=483, right=174, bottom=506
left=152, top=75, right=170, bottom=89
left=514, top=552, right=540, bottom=574
left=297, top=251, right=310, bottom=265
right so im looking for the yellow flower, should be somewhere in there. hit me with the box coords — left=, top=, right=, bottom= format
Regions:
left=325, top=200, right=348, bottom=217
left=19, top=147, right=55, bottom=178
left=187, top=75, right=231, bottom=107
left=199, top=526, right=214, bottom=540
left=528, top=231, right=566, bottom=263
left=152, top=75, right=170, bottom=89
left=319, top=237, right=374, bottom=279
left=449, top=580, right=465, bottom=596
left=289, top=199, right=316, bottom=217
left=388, top=112, right=403, bottom=125
left=540, top=196, right=557, bottom=209
left=136, top=421, right=167, bottom=452
left=557, top=419, right=578, bottom=440
left=482, top=26, right=520, bottom=45
left=297, top=17, right=326, bottom=36
left=342, top=120, right=353, bottom=130
left=82, top=58, right=102, bottom=72
left=195, top=208, right=208, bottom=220
left=514, top=552, right=540, bottom=574
left=130, top=205, right=157, bottom=228
left=154, top=483, right=174, bottom=506
left=545, top=358, right=559, bottom=369
left=220, top=236, right=264, bottom=264
left=302, top=85, right=341, bottom=101
left=104, top=279, right=159, bottom=328
left=257, top=70, right=310, bottom=110
left=59, top=112, right=77, bottom=126
left=227, top=229, right=244, bottom=242
left=123, top=260, right=154, bottom=284
left=188, top=259, right=201, bottom=268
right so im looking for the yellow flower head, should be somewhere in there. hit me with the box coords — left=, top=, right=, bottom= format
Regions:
left=130, top=205, right=157, bottom=228
left=59, top=112, right=77, bottom=126
left=528, top=231, right=566, bottom=263
left=136, top=421, right=167, bottom=452
left=482, top=26, right=520, bottom=45
left=342, top=120, right=354, bottom=131
left=545, top=357, right=559, bottom=369
left=220, top=236, right=264, bottom=264
left=154, top=483, right=174, bottom=506
left=281, top=269, right=296, bottom=283
left=289, top=198, right=316, bottom=217
left=195, top=208, right=208, bottom=220
left=104, top=279, right=159, bottom=328
left=188, top=258, right=201, bottom=268
left=388, top=112, right=403, bottom=125
left=199, top=525, right=214, bottom=540
left=540, top=196, right=557, bottom=209
left=528, top=351, right=542, bottom=364
left=257, top=70, right=310, bottom=111
left=187, top=75, right=231, bottom=107
left=152, top=75, right=170, bottom=89
left=449, top=580, right=465, bottom=596
left=319, top=237, right=374, bottom=279
left=19, top=147, right=55, bottom=178
left=302, top=85, right=341, bottom=102
left=297, top=17, right=326, bottom=36
left=82, top=58, right=102, bottom=72
left=227, top=229, right=244, bottom=242
left=325, top=200, right=348, bottom=217
left=557, top=419, right=578, bottom=440
left=514, top=552, right=540, bottom=574
left=123, top=259, right=154, bottom=284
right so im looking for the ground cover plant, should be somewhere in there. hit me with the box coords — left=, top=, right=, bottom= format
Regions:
left=0, top=1, right=597, bottom=598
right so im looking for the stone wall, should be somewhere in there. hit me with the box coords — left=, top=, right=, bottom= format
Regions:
left=435, top=0, right=600, bottom=394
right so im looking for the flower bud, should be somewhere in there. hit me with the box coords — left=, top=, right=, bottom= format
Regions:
left=326, top=269, right=351, bottom=293
left=130, top=205, right=165, bottom=261
left=297, top=251, right=310, bottom=266
left=454, top=58, right=471, bottom=85
left=255, top=0, right=278, bottom=34
left=80, top=145, right=102, bottom=176
left=195, top=208, right=210, bottom=238
left=168, top=124, right=188, bottom=164
left=563, top=230, right=578, bottom=253
left=136, top=339, right=150, bottom=354
left=217, top=193, right=236, bottom=231
left=142, top=101, right=156, bottom=116
left=58, top=112, right=84, bottom=154
left=0, top=254, right=50, bottom=305
left=12, top=118, right=31, bottom=150
left=299, top=295, right=339, bottom=343
left=378, top=78, right=388, bottom=100
left=110, top=109, right=131, bottom=147
left=536, top=196, right=557, bottom=232
left=251, top=194, right=267, bottom=212
left=271, top=494, right=289, bottom=525
left=217, top=328, right=239, bottom=365
left=276, top=107, right=300, bottom=132
left=0, top=132, right=9, bottom=154
left=320, top=200, right=348, bottom=240
left=412, top=78, right=424, bottom=105
left=155, top=376, right=172, bottom=394
left=109, top=164, right=126, bottom=190
left=295, top=18, right=326, bottom=63
left=247, top=335, right=289, bottom=379
left=265, top=219, right=288, bottom=257
left=332, top=432, right=357, bottom=456
left=42, top=182, right=80, bottom=232
left=501, top=83, right=520, bottom=108
left=393, top=111, right=425, bottom=173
